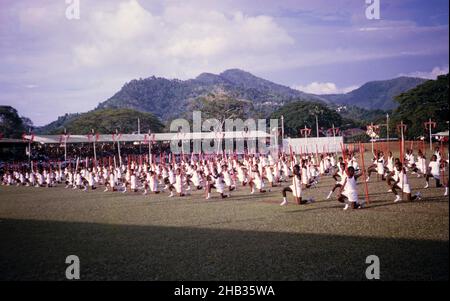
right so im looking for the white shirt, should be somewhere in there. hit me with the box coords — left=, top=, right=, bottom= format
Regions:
left=429, top=161, right=440, bottom=177
left=289, top=176, right=302, bottom=197
left=343, top=176, right=358, bottom=203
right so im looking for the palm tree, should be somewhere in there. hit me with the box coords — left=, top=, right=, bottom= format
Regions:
left=309, top=105, right=324, bottom=138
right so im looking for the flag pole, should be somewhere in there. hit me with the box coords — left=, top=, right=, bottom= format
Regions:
left=359, top=142, right=370, bottom=205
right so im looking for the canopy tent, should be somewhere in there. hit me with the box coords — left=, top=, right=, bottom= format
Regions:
left=23, top=131, right=274, bottom=144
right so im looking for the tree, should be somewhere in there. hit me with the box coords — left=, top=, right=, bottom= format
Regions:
left=390, top=74, right=449, bottom=139
left=186, top=94, right=257, bottom=128
left=0, top=106, right=29, bottom=138
left=47, top=109, right=164, bottom=135
left=271, top=101, right=344, bottom=138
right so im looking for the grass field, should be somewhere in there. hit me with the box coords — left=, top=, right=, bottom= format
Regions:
left=0, top=155, right=448, bottom=281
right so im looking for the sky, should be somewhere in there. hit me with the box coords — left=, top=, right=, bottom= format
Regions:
left=0, top=0, right=448, bottom=125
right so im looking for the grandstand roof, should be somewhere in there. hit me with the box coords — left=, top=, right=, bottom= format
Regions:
left=23, top=131, right=273, bottom=144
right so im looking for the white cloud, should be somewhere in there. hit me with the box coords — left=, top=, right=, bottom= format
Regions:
left=292, top=82, right=358, bottom=95
left=72, top=0, right=294, bottom=77
left=399, top=66, right=449, bottom=79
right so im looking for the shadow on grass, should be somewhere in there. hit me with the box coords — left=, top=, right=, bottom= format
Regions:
left=0, top=218, right=447, bottom=281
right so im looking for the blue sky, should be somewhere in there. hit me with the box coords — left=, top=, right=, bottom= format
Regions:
left=0, top=0, right=448, bottom=125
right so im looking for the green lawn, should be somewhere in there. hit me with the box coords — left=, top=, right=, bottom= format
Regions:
left=0, top=161, right=448, bottom=280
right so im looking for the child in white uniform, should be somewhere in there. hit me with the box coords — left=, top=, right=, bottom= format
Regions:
left=338, top=166, right=363, bottom=210
left=424, top=155, right=442, bottom=188
left=280, top=164, right=313, bottom=206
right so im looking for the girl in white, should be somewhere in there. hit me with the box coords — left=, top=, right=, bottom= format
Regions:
left=188, top=165, right=203, bottom=190
left=433, top=146, right=441, bottom=162
left=29, top=171, right=36, bottom=187
left=236, top=164, right=248, bottom=186
left=300, top=160, right=314, bottom=189
left=350, top=156, right=359, bottom=172
left=405, top=149, right=416, bottom=172
left=326, top=162, right=347, bottom=199
left=46, top=169, right=54, bottom=188
left=104, top=169, right=117, bottom=192
left=415, top=150, right=427, bottom=176
left=281, top=160, right=291, bottom=181
left=205, top=169, right=229, bottom=199
left=424, top=155, right=442, bottom=188
left=122, top=168, right=131, bottom=192
left=74, top=171, right=83, bottom=189
left=330, top=155, right=336, bottom=169
left=222, top=165, right=235, bottom=192
left=87, top=170, right=97, bottom=190
left=386, top=151, right=395, bottom=173
left=265, top=165, right=276, bottom=188
left=273, top=163, right=281, bottom=185
left=319, top=155, right=329, bottom=175
left=386, top=158, right=401, bottom=192
left=18, top=172, right=26, bottom=186
left=102, top=167, right=109, bottom=185
left=130, top=170, right=138, bottom=192
left=249, top=169, right=266, bottom=194
left=168, top=167, right=176, bottom=189
left=390, top=162, right=421, bottom=202
left=280, top=164, right=313, bottom=206
left=146, top=171, right=160, bottom=194
left=366, top=151, right=386, bottom=181
left=37, top=171, right=45, bottom=187
left=309, top=164, right=320, bottom=186
left=338, top=166, right=363, bottom=210
left=168, top=168, right=185, bottom=197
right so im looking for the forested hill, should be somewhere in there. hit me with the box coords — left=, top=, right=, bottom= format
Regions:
left=321, top=77, right=427, bottom=111
left=96, top=69, right=427, bottom=121
left=96, top=69, right=327, bottom=122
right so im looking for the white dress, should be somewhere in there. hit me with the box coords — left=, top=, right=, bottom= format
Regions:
left=396, top=171, right=411, bottom=193
left=301, top=167, right=309, bottom=185
left=130, top=174, right=137, bottom=190
left=289, top=176, right=302, bottom=197
left=223, top=171, right=232, bottom=187
left=191, top=171, right=201, bottom=187
left=253, top=174, right=264, bottom=190
left=387, top=157, right=394, bottom=172
left=214, top=176, right=224, bottom=193
left=429, top=161, right=440, bottom=179
left=377, top=158, right=385, bottom=175
left=174, top=175, right=184, bottom=194
left=342, top=177, right=359, bottom=203
left=150, top=174, right=159, bottom=192
left=265, top=166, right=274, bottom=183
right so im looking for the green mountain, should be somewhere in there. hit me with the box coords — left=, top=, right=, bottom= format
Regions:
left=36, top=69, right=430, bottom=135
left=96, top=69, right=327, bottom=122
left=37, top=109, right=164, bottom=135
left=321, top=77, right=427, bottom=111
